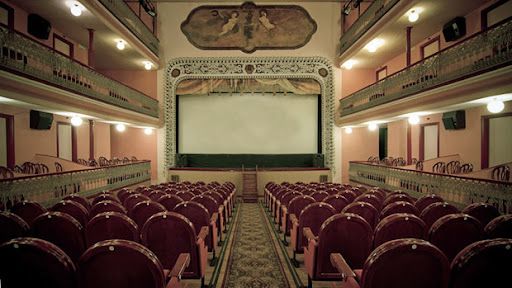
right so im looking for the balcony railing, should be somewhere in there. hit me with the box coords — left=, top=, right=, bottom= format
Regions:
left=340, top=19, right=512, bottom=117
left=339, top=0, right=400, bottom=57
left=0, top=161, right=151, bottom=208
left=349, top=161, right=512, bottom=214
left=98, top=0, right=159, bottom=56
left=0, top=26, right=159, bottom=118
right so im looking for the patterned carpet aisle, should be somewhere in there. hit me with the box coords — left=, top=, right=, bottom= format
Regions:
left=222, top=203, right=290, bottom=288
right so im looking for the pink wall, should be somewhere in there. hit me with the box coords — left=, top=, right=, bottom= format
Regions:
left=99, top=70, right=157, bottom=99
left=110, top=126, right=157, bottom=179
left=341, top=68, right=375, bottom=97
left=94, top=122, right=111, bottom=159
left=387, top=119, right=407, bottom=159
left=76, top=123, right=90, bottom=160
left=341, top=126, right=379, bottom=182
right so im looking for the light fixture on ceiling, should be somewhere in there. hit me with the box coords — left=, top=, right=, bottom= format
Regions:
left=487, top=98, right=505, bottom=113
left=341, top=59, right=358, bottom=70
left=70, top=116, right=83, bottom=126
left=143, top=61, right=153, bottom=70
left=116, top=40, right=126, bottom=50
left=344, top=127, right=353, bottom=134
left=408, top=9, right=420, bottom=22
left=368, top=123, right=378, bottom=131
left=144, top=127, right=153, bottom=135
left=408, top=115, right=420, bottom=125
left=70, top=2, right=84, bottom=17
left=365, top=38, right=385, bottom=53
left=115, top=123, right=126, bottom=132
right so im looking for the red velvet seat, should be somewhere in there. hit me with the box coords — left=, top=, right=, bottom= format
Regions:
left=284, top=195, right=316, bottom=242
left=176, top=191, right=195, bottom=201
left=272, top=188, right=290, bottom=219
left=355, top=194, right=383, bottom=211
left=11, top=200, right=47, bottom=226
left=383, top=193, right=414, bottom=207
left=462, top=202, right=500, bottom=227
left=323, top=194, right=350, bottom=213
left=414, top=194, right=444, bottom=212
left=129, top=200, right=167, bottom=228
left=368, top=188, right=387, bottom=201
left=420, top=202, right=459, bottom=230
left=291, top=202, right=336, bottom=266
left=32, top=211, right=85, bottom=261
left=52, top=200, right=89, bottom=226
left=373, top=213, right=426, bottom=248
left=450, top=238, right=512, bottom=288
left=0, top=211, right=29, bottom=244
left=428, top=213, right=483, bottom=261
left=191, top=195, right=224, bottom=239
left=158, top=194, right=185, bottom=211
left=63, top=194, right=91, bottom=211
left=0, top=237, right=77, bottom=288
left=343, top=202, right=379, bottom=228
left=148, top=190, right=166, bottom=201
left=484, top=214, right=512, bottom=238
left=117, top=189, right=137, bottom=204
left=141, top=212, right=208, bottom=285
left=92, top=194, right=119, bottom=206
left=205, top=191, right=228, bottom=228
left=90, top=200, right=127, bottom=218
left=311, top=191, right=329, bottom=202
left=380, top=201, right=420, bottom=218
left=340, top=190, right=357, bottom=202
left=85, top=212, right=139, bottom=246
left=278, top=191, right=302, bottom=232
left=304, top=213, right=373, bottom=286
left=330, top=238, right=450, bottom=288
left=79, top=239, right=189, bottom=288
left=123, top=194, right=150, bottom=212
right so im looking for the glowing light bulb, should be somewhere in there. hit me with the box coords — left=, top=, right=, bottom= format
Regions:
left=408, top=10, right=419, bottom=22
left=144, top=128, right=153, bottom=135
left=487, top=99, right=504, bottom=113
left=368, top=123, right=378, bottom=131
left=70, top=116, right=83, bottom=126
left=115, top=124, right=126, bottom=132
left=116, top=40, right=126, bottom=50
left=143, top=61, right=153, bottom=70
left=365, top=39, right=385, bottom=53
left=344, top=127, right=353, bottom=134
left=70, top=4, right=82, bottom=17
left=408, top=115, right=420, bottom=125
left=342, top=59, right=357, bottom=70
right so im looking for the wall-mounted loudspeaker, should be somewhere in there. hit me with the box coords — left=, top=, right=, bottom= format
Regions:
left=27, top=14, right=51, bottom=40
left=30, top=110, right=53, bottom=130
left=443, top=16, right=466, bottom=42
left=442, top=110, right=465, bottom=130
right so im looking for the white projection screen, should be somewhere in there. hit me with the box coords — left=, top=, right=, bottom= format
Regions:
left=177, top=93, right=319, bottom=154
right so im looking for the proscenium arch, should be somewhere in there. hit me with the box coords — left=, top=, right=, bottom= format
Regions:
left=164, top=57, right=335, bottom=171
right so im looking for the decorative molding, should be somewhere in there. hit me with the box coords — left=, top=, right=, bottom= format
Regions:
left=164, top=56, right=335, bottom=171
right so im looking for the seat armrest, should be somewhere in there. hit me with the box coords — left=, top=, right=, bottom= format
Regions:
left=211, top=212, right=219, bottom=223
left=197, top=226, right=209, bottom=243
left=170, top=253, right=190, bottom=278
left=282, top=206, right=288, bottom=214
left=303, top=227, right=317, bottom=241
left=289, top=214, right=298, bottom=225
left=330, top=253, right=356, bottom=281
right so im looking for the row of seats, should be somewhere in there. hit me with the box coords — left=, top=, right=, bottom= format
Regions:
left=0, top=180, right=237, bottom=288
left=263, top=181, right=512, bottom=288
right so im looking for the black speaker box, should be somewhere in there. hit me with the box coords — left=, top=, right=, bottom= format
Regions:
left=30, top=110, right=53, bottom=130
left=442, top=110, right=465, bottom=130
left=443, top=17, right=466, bottom=42
left=27, top=14, right=51, bottom=40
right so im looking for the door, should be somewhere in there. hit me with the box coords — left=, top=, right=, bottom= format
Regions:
left=489, top=115, right=512, bottom=167
left=0, top=116, right=7, bottom=166
left=58, top=123, right=72, bottom=160
left=379, top=126, right=388, bottom=160
left=422, top=124, right=439, bottom=160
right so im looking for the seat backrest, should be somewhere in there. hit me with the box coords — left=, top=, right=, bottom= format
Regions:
left=298, top=203, right=336, bottom=249
left=373, top=213, right=426, bottom=248
left=0, top=211, right=29, bottom=244
left=429, top=213, right=483, bottom=262
left=450, top=238, right=512, bottom=288
left=129, top=201, right=167, bottom=228
left=339, top=190, right=357, bottom=202
left=280, top=191, right=302, bottom=208
left=11, top=200, right=47, bottom=226
left=123, top=194, right=150, bottom=212
left=158, top=194, right=184, bottom=211
left=445, top=160, right=461, bottom=174
left=491, top=165, right=510, bottom=181
left=92, top=194, right=119, bottom=206
left=204, top=191, right=225, bottom=205
left=176, top=191, right=195, bottom=201
left=462, top=202, right=500, bottom=227
left=141, top=212, right=200, bottom=278
left=63, top=194, right=91, bottom=211
left=459, top=163, right=473, bottom=173
left=484, top=214, right=512, bottom=238
left=383, top=193, right=414, bottom=208
left=355, top=194, right=383, bottom=211
left=288, top=195, right=316, bottom=218
left=0, top=237, right=76, bottom=288
left=343, top=202, right=379, bottom=228
left=148, top=190, right=166, bottom=201
left=173, top=202, right=210, bottom=243
left=117, top=189, right=136, bottom=203
left=322, top=194, right=349, bottom=213
left=367, top=189, right=386, bottom=201
left=52, top=200, right=89, bottom=227
left=90, top=200, right=127, bottom=218
left=380, top=201, right=420, bottom=218
left=432, top=162, right=446, bottom=173
left=310, top=191, right=329, bottom=202
left=85, top=212, right=139, bottom=247
left=361, top=238, right=450, bottom=288
left=414, top=194, right=444, bottom=212
left=191, top=195, right=218, bottom=217
left=420, top=202, right=459, bottom=230
left=316, top=213, right=373, bottom=275
left=79, top=239, right=165, bottom=288
left=32, top=212, right=85, bottom=262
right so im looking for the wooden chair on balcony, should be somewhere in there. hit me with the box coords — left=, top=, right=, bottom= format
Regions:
left=491, top=165, right=510, bottom=182
left=432, top=162, right=446, bottom=173
left=411, top=158, right=418, bottom=164
left=76, top=158, right=88, bottom=166
left=0, top=166, right=14, bottom=179
left=55, top=162, right=63, bottom=172
left=445, top=161, right=461, bottom=174
left=131, top=156, right=138, bottom=162
left=88, top=159, right=98, bottom=167
left=460, top=163, right=473, bottom=174
left=98, top=157, right=110, bottom=167
left=415, top=161, right=424, bottom=171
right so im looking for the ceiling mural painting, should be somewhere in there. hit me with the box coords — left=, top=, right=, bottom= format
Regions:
left=181, top=2, right=317, bottom=53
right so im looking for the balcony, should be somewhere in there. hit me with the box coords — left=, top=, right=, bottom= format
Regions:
left=339, top=19, right=512, bottom=119
left=96, top=0, right=159, bottom=56
left=349, top=161, right=512, bottom=214
left=0, top=26, right=159, bottom=119
left=0, top=160, right=151, bottom=208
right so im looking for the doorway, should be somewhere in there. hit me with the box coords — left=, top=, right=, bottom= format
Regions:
left=420, top=123, right=439, bottom=160
left=379, top=126, right=388, bottom=160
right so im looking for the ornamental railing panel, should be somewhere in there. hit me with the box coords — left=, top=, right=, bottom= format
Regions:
left=0, top=161, right=151, bottom=208
left=349, top=161, right=512, bottom=213
left=339, top=0, right=400, bottom=57
left=0, top=26, right=159, bottom=118
left=97, top=0, right=159, bottom=56
left=340, top=19, right=512, bottom=117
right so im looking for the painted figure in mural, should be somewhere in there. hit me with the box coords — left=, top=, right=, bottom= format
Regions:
left=219, top=11, right=240, bottom=36
left=258, top=9, right=275, bottom=31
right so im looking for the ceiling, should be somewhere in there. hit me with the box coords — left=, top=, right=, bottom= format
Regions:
left=344, top=0, right=486, bottom=69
